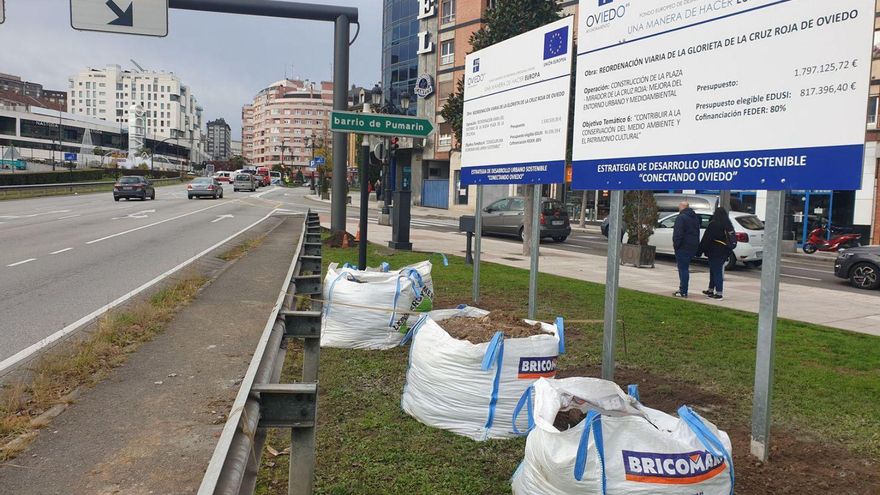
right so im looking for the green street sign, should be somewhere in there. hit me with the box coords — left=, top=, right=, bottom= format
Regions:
left=330, top=111, right=434, bottom=138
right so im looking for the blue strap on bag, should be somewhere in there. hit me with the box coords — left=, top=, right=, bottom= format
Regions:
left=399, top=314, right=429, bottom=346
left=324, top=271, right=355, bottom=317
left=432, top=252, right=449, bottom=266
left=481, top=332, right=505, bottom=430
left=511, top=385, right=535, bottom=436
left=678, top=406, right=735, bottom=495
left=627, top=384, right=640, bottom=402
left=389, top=272, right=423, bottom=326
left=380, top=261, right=391, bottom=272
left=555, top=316, right=565, bottom=354
left=574, top=411, right=607, bottom=493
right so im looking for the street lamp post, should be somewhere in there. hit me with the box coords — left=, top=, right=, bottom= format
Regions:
left=275, top=140, right=291, bottom=178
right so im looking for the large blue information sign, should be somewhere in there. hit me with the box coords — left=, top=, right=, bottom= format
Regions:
left=571, top=0, right=874, bottom=191
left=460, top=17, right=574, bottom=185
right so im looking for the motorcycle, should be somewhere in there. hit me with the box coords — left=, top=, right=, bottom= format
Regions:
left=802, top=225, right=861, bottom=254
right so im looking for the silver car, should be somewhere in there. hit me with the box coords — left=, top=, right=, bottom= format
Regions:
left=187, top=177, right=223, bottom=199
left=481, top=196, right=571, bottom=242
left=233, top=173, right=257, bottom=192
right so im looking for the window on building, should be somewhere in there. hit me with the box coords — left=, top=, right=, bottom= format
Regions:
left=868, top=96, right=879, bottom=127
left=441, top=0, right=455, bottom=24
left=441, top=40, right=455, bottom=65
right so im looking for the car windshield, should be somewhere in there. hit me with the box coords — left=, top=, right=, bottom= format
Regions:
left=119, top=177, right=141, bottom=184
left=736, top=215, right=765, bottom=231
left=193, top=178, right=212, bottom=184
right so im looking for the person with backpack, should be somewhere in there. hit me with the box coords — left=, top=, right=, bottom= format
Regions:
left=699, top=206, right=735, bottom=300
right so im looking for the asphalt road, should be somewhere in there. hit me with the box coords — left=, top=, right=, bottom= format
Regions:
left=0, top=184, right=870, bottom=367
left=0, top=183, right=283, bottom=364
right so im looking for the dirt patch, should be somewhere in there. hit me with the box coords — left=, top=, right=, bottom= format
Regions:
left=554, top=408, right=587, bottom=431
left=440, top=312, right=551, bottom=344
left=559, top=365, right=880, bottom=495
left=324, top=230, right=357, bottom=248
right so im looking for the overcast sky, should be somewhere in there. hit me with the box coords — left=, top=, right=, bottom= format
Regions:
left=0, top=0, right=382, bottom=136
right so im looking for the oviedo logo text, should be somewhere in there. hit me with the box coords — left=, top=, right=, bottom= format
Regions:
left=586, top=0, right=627, bottom=28
left=517, top=356, right=557, bottom=379
left=622, top=450, right=727, bottom=484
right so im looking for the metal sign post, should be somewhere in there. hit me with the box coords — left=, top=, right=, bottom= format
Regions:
left=527, top=185, right=541, bottom=320
left=358, top=142, right=370, bottom=270
left=472, top=186, right=483, bottom=306
left=602, top=190, right=622, bottom=381
left=750, top=189, right=785, bottom=461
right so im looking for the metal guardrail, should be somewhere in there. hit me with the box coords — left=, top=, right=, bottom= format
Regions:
left=199, top=210, right=323, bottom=495
left=0, top=177, right=183, bottom=191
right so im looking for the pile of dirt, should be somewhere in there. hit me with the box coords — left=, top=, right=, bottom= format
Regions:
left=324, top=231, right=357, bottom=248
left=557, top=365, right=880, bottom=495
left=553, top=408, right=587, bottom=431
left=440, top=312, right=551, bottom=344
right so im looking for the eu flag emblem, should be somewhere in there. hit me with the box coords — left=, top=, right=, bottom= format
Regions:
left=543, top=26, right=568, bottom=60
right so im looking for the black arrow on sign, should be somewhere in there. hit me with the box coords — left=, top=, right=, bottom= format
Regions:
left=106, top=0, right=133, bottom=27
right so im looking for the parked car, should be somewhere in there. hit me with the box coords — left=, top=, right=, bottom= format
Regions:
left=113, top=176, right=155, bottom=201
left=481, top=196, right=571, bottom=242
left=834, top=245, right=880, bottom=290
left=256, top=166, right=271, bottom=187
left=213, top=171, right=233, bottom=183
left=269, top=171, right=282, bottom=185
left=625, top=210, right=765, bottom=268
left=187, top=177, right=223, bottom=200
left=233, top=173, right=257, bottom=192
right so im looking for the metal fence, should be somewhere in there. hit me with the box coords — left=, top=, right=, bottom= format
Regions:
left=199, top=210, right=323, bottom=495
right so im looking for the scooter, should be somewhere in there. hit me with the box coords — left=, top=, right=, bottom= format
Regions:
left=802, top=226, right=861, bottom=254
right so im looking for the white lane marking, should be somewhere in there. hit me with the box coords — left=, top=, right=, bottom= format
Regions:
left=248, top=186, right=279, bottom=199
left=0, top=208, right=280, bottom=377
left=7, top=258, right=36, bottom=267
left=212, top=214, right=234, bottom=223
left=87, top=202, right=229, bottom=245
left=57, top=214, right=81, bottom=220
left=50, top=248, right=74, bottom=255
left=112, top=209, right=156, bottom=220
left=46, top=209, right=72, bottom=214
left=782, top=274, right=822, bottom=281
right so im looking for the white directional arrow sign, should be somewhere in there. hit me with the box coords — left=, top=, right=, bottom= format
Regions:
left=211, top=214, right=234, bottom=224
left=70, top=0, right=168, bottom=37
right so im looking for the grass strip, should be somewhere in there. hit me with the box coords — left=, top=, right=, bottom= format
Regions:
left=0, top=274, right=207, bottom=460
left=254, top=241, right=879, bottom=494
left=217, top=237, right=264, bottom=262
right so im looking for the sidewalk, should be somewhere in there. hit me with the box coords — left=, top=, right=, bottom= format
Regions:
left=319, top=211, right=880, bottom=337
left=0, top=214, right=304, bottom=494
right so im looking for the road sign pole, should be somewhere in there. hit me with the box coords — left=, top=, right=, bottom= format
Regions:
left=751, top=189, right=785, bottom=461
left=330, top=14, right=350, bottom=235
left=528, top=185, right=541, bottom=320
left=472, top=186, right=483, bottom=306
left=358, top=142, right=370, bottom=270
left=602, top=190, right=623, bottom=381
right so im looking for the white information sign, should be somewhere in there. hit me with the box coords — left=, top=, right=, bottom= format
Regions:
left=71, top=0, right=168, bottom=37
left=571, top=0, right=874, bottom=191
left=461, top=17, right=574, bottom=185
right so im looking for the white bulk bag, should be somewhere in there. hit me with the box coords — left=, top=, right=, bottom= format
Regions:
left=511, top=377, right=734, bottom=495
left=320, top=265, right=422, bottom=350
left=400, top=306, right=565, bottom=440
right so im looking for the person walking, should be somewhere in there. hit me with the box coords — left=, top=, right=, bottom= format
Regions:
left=672, top=201, right=701, bottom=298
left=699, top=207, right=735, bottom=300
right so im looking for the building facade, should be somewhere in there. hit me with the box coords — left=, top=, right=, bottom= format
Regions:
left=241, top=79, right=334, bottom=172
left=206, top=118, right=232, bottom=161
left=0, top=73, right=67, bottom=111
left=67, top=65, right=205, bottom=158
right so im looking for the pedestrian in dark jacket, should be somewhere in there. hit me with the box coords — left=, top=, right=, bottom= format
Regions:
left=699, top=207, right=734, bottom=300
left=672, top=202, right=701, bottom=297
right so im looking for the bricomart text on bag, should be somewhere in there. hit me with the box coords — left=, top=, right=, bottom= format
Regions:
left=517, top=356, right=558, bottom=379
left=622, top=450, right=727, bottom=484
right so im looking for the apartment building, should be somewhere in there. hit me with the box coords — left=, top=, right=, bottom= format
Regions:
left=206, top=118, right=232, bottom=161
left=67, top=65, right=205, bottom=152
left=241, top=79, right=334, bottom=172
left=0, top=73, right=67, bottom=111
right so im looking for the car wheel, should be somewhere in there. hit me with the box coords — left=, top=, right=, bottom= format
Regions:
left=849, top=262, right=880, bottom=290
left=803, top=243, right=817, bottom=254
left=114, top=196, right=119, bottom=202
left=746, top=260, right=763, bottom=268
left=151, top=192, right=155, bottom=200
left=220, top=191, right=224, bottom=199
left=188, top=195, right=193, bottom=200
left=233, top=188, right=238, bottom=192
left=552, top=236, right=567, bottom=243
left=725, top=252, right=738, bottom=270
left=518, top=226, right=525, bottom=241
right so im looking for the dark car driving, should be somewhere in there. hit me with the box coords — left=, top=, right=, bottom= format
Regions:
left=834, top=245, right=880, bottom=290
left=113, top=176, right=155, bottom=201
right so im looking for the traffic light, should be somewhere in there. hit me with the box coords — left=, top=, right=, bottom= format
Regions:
left=390, top=137, right=400, bottom=158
